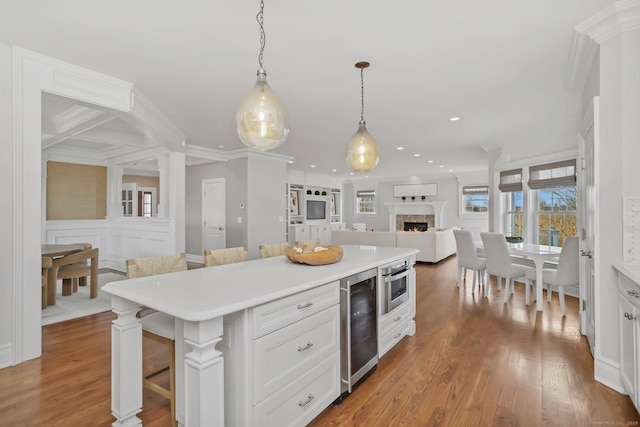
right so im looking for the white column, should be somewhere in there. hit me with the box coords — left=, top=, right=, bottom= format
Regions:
left=110, top=296, right=143, bottom=427
left=182, top=317, right=225, bottom=427
left=107, top=165, right=124, bottom=219
left=157, top=153, right=170, bottom=218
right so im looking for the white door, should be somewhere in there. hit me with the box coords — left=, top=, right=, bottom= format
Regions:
left=202, top=178, right=226, bottom=253
left=579, top=97, right=597, bottom=353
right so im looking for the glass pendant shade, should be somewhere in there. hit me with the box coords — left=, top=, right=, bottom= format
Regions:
left=345, top=120, right=379, bottom=172
left=236, top=69, right=290, bottom=151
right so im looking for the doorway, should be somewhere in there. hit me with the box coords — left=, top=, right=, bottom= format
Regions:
left=202, top=178, right=226, bottom=255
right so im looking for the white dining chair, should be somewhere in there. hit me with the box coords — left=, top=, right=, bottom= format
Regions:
left=525, top=236, right=579, bottom=315
left=453, top=229, right=486, bottom=293
left=480, top=232, right=533, bottom=304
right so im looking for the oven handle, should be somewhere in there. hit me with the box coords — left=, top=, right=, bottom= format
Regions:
left=384, top=269, right=410, bottom=283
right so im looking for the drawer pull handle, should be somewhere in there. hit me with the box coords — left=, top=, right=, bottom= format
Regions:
left=297, top=301, right=314, bottom=309
left=297, top=341, right=314, bottom=352
left=393, top=332, right=402, bottom=339
left=298, top=394, right=314, bottom=406
left=627, top=290, right=640, bottom=298
left=625, top=312, right=636, bottom=320
left=394, top=316, right=402, bottom=322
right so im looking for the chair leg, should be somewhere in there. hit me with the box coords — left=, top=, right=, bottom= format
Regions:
left=525, top=279, right=531, bottom=305
left=497, top=276, right=502, bottom=291
left=457, top=264, right=462, bottom=287
left=472, top=270, right=477, bottom=293
left=547, top=283, right=553, bottom=302
left=168, top=340, right=176, bottom=427
left=559, top=287, right=566, bottom=316
left=62, top=278, right=73, bottom=296
left=503, top=279, right=511, bottom=304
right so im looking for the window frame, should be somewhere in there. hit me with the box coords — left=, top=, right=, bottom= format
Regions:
left=355, top=189, right=377, bottom=215
left=533, top=186, right=577, bottom=247
left=460, top=185, right=489, bottom=216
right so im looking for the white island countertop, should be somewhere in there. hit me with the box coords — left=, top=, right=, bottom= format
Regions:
left=103, top=245, right=419, bottom=322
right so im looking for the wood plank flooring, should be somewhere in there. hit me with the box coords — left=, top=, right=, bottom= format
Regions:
left=0, top=256, right=638, bottom=426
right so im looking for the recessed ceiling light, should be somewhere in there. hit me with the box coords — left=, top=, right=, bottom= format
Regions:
left=449, top=169, right=454, bottom=172
left=427, top=160, right=434, bottom=163
left=397, top=146, right=404, bottom=150
left=350, top=172, right=354, bottom=175
left=365, top=175, right=369, bottom=178
left=449, top=117, right=460, bottom=121
left=288, top=160, right=294, bottom=164
left=310, top=165, right=316, bottom=168
left=439, top=165, right=445, bottom=168
left=332, top=169, right=337, bottom=172
left=414, top=154, right=420, bottom=157
left=218, top=145, right=225, bottom=149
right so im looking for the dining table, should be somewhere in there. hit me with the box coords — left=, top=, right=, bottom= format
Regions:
left=41, top=243, right=91, bottom=306
left=506, top=242, right=561, bottom=311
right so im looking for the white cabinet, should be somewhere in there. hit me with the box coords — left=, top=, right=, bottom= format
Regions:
left=289, top=224, right=332, bottom=245
left=377, top=259, right=417, bottom=358
left=289, top=225, right=311, bottom=245
left=311, top=225, right=331, bottom=244
left=617, top=270, right=640, bottom=411
left=222, top=281, right=340, bottom=426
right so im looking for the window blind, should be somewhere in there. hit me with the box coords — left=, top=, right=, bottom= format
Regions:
left=528, top=159, right=576, bottom=189
left=499, top=169, right=523, bottom=192
left=462, top=185, right=488, bottom=195
left=356, top=190, right=376, bottom=197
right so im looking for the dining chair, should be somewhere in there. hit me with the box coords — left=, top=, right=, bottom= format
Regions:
left=453, top=229, right=486, bottom=293
left=125, top=253, right=187, bottom=427
left=524, top=236, right=579, bottom=315
left=41, top=256, right=52, bottom=309
left=47, top=247, right=99, bottom=305
left=258, top=242, right=290, bottom=259
left=204, top=246, right=248, bottom=267
left=480, top=232, right=533, bottom=304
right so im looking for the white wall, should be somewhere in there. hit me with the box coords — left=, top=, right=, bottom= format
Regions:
left=342, top=176, right=488, bottom=233
left=0, top=44, right=14, bottom=367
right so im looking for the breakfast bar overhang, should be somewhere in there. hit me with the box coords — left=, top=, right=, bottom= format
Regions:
left=103, top=245, right=418, bottom=427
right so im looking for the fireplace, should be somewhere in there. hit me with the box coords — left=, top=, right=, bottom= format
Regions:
left=403, top=222, right=428, bottom=231
left=384, top=201, right=447, bottom=231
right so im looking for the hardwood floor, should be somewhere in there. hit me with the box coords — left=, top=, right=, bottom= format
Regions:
left=0, top=256, right=637, bottom=426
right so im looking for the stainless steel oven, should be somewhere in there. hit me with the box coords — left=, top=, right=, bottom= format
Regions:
left=380, top=259, right=410, bottom=314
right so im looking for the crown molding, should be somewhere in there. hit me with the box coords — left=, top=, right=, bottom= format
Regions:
left=184, top=144, right=227, bottom=163
left=225, top=148, right=293, bottom=163
left=129, top=88, right=186, bottom=153
left=575, top=0, right=640, bottom=44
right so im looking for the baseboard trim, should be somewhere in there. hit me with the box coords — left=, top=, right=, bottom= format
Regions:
left=0, top=343, right=13, bottom=369
left=595, top=353, right=625, bottom=394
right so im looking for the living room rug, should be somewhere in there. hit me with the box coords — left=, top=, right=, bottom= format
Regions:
left=41, top=272, right=126, bottom=326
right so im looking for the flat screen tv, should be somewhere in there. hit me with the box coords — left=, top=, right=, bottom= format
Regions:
left=306, top=200, right=326, bottom=220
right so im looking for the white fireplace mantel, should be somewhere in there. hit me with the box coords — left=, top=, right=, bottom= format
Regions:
left=384, top=201, right=447, bottom=230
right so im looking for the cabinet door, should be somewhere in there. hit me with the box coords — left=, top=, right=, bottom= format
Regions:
left=619, top=295, right=636, bottom=400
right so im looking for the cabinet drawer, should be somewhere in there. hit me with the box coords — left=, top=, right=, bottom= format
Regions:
left=379, top=318, right=410, bottom=358
left=619, top=274, right=640, bottom=310
left=378, top=302, right=411, bottom=338
left=252, top=281, right=339, bottom=339
left=253, top=305, right=339, bottom=403
left=253, top=353, right=340, bottom=427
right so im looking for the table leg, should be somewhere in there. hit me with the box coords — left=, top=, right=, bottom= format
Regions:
left=110, top=296, right=143, bottom=427
left=535, top=259, right=544, bottom=311
left=183, top=317, right=225, bottom=427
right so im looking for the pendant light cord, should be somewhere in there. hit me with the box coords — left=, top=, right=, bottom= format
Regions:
left=257, top=0, right=265, bottom=69
left=360, top=67, right=365, bottom=122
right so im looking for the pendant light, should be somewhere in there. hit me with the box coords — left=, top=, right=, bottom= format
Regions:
left=345, top=61, right=379, bottom=172
left=236, top=0, right=289, bottom=151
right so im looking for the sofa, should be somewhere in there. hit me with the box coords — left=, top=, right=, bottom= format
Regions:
left=331, top=228, right=458, bottom=263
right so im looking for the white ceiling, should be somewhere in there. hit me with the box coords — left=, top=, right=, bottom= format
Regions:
left=1, top=0, right=610, bottom=180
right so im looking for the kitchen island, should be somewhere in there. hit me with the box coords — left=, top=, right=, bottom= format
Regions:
left=103, top=245, right=418, bottom=427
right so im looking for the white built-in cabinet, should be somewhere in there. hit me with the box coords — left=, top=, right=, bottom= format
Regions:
left=616, top=265, right=640, bottom=413
left=378, top=264, right=417, bottom=357
left=221, top=281, right=341, bottom=427
left=286, top=183, right=343, bottom=245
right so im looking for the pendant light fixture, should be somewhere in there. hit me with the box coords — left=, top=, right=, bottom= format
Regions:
left=345, top=61, right=379, bottom=172
left=236, top=0, right=289, bottom=151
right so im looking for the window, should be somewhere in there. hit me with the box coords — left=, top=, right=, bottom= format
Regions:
left=356, top=190, right=376, bottom=214
left=462, top=185, right=488, bottom=213
left=529, top=160, right=577, bottom=247
left=505, top=191, right=523, bottom=238
left=535, top=187, right=577, bottom=246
